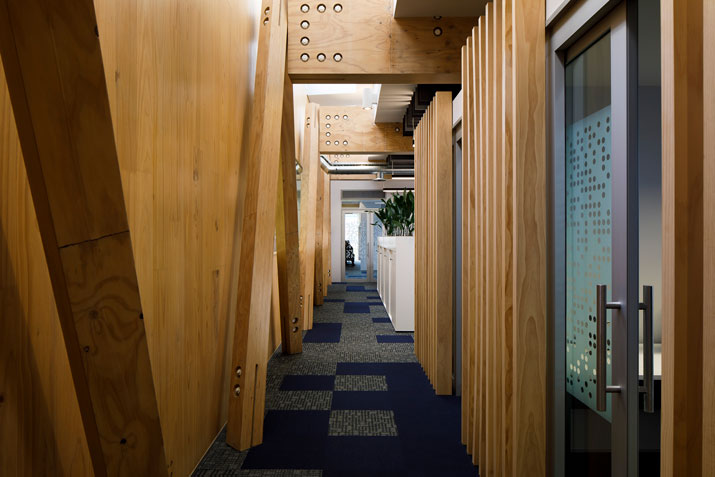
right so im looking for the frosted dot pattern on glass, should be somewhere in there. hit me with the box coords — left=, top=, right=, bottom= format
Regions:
left=566, top=105, right=612, bottom=421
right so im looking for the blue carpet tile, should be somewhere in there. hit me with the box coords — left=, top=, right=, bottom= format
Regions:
left=303, top=323, right=342, bottom=343
left=193, top=282, right=477, bottom=477
left=343, top=302, right=371, bottom=314
left=377, top=334, right=414, bottom=343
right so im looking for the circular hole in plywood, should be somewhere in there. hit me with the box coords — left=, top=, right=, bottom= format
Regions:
left=301, top=20, right=310, bottom=29
left=301, top=37, right=310, bottom=46
left=433, top=27, right=443, bottom=36
left=317, top=53, right=326, bottom=62
left=333, top=3, right=342, bottom=12
left=317, top=3, right=326, bottom=12
left=300, top=53, right=310, bottom=62
left=300, top=4, right=309, bottom=12
left=333, top=53, right=342, bottom=62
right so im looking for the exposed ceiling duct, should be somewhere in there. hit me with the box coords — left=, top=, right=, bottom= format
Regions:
left=320, top=155, right=414, bottom=176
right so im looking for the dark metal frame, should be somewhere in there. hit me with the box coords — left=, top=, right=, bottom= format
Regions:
left=547, top=0, right=639, bottom=475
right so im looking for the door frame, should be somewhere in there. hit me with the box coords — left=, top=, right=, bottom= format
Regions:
left=547, top=1, right=639, bottom=475
left=341, top=208, right=381, bottom=282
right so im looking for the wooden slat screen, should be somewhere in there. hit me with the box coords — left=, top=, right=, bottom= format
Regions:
left=456, top=0, right=546, bottom=475
left=414, top=91, right=454, bottom=396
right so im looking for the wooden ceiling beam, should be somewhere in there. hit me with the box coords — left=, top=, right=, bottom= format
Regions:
left=0, top=0, right=167, bottom=474
left=287, top=0, right=475, bottom=83
left=319, top=106, right=413, bottom=154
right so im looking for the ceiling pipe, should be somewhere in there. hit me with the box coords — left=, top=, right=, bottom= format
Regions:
left=319, top=155, right=414, bottom=176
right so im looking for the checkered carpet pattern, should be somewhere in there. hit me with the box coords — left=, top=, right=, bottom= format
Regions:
left=193, top=282, right=477, bottom=477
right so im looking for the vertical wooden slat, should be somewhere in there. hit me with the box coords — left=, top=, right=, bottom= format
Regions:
left=492, top=2, right=504, bottom=475
left=0, top=0, right=168, bottom=473
left=226, top=0, right=288, bottom=450
left=703, top=1, right=715, bottom=474
left=484, top=5, right=494, bottom=474
left=501, top=0, right=514, bottom=473
left=276, top=69, right=303, bottom=355
left=512, top=0, right=546, bottom=474
left=435, top=91, right=453, bottom=395
left=660, top=0, right=704, bottom=474
left=469, top=27, right=480, bottom=463
left=477, top=16, right=488, bottom=467
left=299, top=103, right=320, bottom=330
left=461, top=42, right=472, bottom=451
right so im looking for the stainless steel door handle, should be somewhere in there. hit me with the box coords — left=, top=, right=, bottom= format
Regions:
left=596, top=284, right=622, bottom=412
left=639, top=285, right=654, bottom=413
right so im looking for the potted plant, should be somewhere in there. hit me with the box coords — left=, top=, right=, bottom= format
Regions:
left=374, top=189, right=414, bottom=236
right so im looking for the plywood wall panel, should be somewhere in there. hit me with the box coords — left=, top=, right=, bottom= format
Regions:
left=0, top=61, right=93, bottom=477
left=94, top=0, right=260, bottom=473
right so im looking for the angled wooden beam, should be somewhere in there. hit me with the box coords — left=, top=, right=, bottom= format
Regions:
left=0, top=0, right=167, bottom=475
left=314, top=168, right=325, bottom=305
left=319, top=106, right=412, bottom=154
left=299, top=103, right=320, bottom=329
left=276, top=69, right=303, bottom=355
left=287, top=0, right=475, bottom=83
left=226, top=0, right=288, bottom=450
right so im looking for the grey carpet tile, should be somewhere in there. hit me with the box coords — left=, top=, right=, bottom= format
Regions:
left=334, top=374, right=388, bottom=391
left=328, top=410, right=398, bottom=437
left=265, top=390, right=333, bottom=411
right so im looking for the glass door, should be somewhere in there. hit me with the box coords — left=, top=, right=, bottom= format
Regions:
left=551, top=2, right=660, bottom=475
left=343, top=211, right=374, bottom=282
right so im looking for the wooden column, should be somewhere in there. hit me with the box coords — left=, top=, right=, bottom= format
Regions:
left=226, top=0, right=288, bottom=450
left=323, top=171, right=332, bottom=294
left=299, top=103, right=320, bottom=329
left=0, top=0, right=167, bottom=474
left=314, top=168, right=325, bottom=305
left=276, top=70, right=303, bottom=355
left=660, top=0, right=704, bottom=474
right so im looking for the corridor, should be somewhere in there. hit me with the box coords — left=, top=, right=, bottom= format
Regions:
left=193, top=283, right=475, bottom=476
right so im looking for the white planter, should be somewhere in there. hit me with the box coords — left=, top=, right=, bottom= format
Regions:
left=377, top=236, right=414, bottom=332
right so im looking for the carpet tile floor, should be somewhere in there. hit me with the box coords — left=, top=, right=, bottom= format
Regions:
left=193, top=282, right=477, bottom=477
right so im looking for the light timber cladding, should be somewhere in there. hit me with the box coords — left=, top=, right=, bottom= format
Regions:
left=0, top=0, right=168, bottom=474
left=456, top=0, right=544, bottom=475
left=414, top=91, right=453, bottom=396
left=287, top=0, right=475, bottom=83
left=226, top=0, right=288, bottom=451
left=318, top=106, right=412, bottom=154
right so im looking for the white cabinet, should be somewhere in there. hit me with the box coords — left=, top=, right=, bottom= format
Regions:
left=377, top=236, right=414, bottom=332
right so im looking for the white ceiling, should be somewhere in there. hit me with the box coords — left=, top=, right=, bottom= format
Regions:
left=374, top=84, right=416, bottom=123
left=393, top=0, right=487, bottom=18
